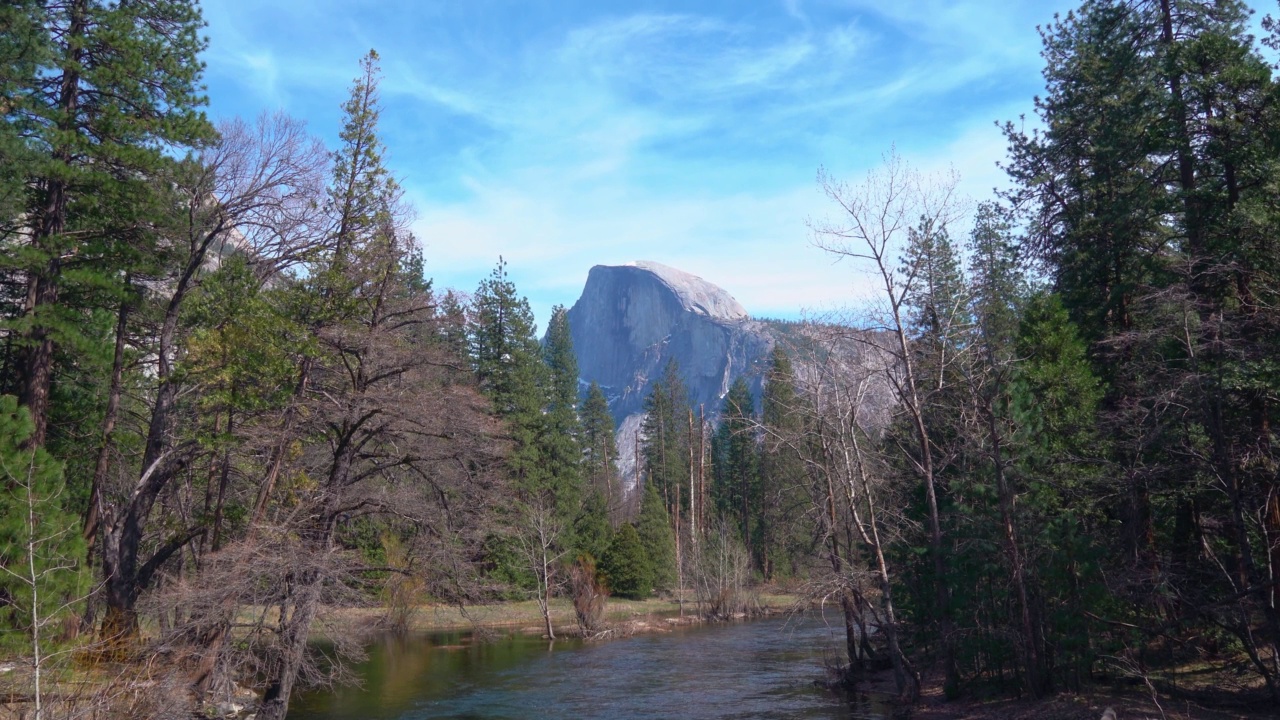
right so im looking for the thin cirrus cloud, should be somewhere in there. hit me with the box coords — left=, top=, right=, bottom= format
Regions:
left=199, top=0, right=1075, bottom=329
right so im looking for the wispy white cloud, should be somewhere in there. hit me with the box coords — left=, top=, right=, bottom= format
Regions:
left=200, top=0, right=1077, bottom=326
left=411, top=169, right=883, bottom=326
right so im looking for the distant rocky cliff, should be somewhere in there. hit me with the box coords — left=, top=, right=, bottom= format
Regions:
left=565, top=261, right=776, bottom=484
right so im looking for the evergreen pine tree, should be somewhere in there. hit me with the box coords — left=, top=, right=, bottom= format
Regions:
left=1009, top=291, right=1108, bottom=686
left=600, top=522, right=649, bottom=600
left=948, top=201, right=1045, bottom=693
left=902, top=217, right=969, bottom=353
left=0, top=395, right=85, bottom=653
left=573, top=490, right=613, bottom=565
left=328, top=51, right=397, bottom=268
left=641, top=358, right=690, bottom=516
left=636, top=481, right=676, bottom=593
left=1004, top=1, right=1280, bottom=695
left=541, top=305, right=583, bottom=516
left=1, top=0, right=213, bottom=445
left=712, top=377, right=759, bottom=559
left=758, top=346, right=809, bottom=579
left=470, top=258, right=548, bottom=496
left=0, top=395, right=86, bottom=718
left=967, top=202, right=1024, bottom=361
left=1011, top=293, right=1103, bottom=483
left=436, top=290, right=470, bottom=361
left=1003, top=0, right=1170, bottom=344
left=543, top=306, right=578, bottom=413
left=581, top=381, right=620, bottom=508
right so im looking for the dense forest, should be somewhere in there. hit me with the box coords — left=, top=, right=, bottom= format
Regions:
left=0, top=0, right=1279, bottom=718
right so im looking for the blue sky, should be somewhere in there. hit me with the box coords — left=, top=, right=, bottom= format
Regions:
left=199, top=0, right=1083, bottom=329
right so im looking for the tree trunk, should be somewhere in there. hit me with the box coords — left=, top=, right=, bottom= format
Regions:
left=839, top=591, right=862, bottom=673
left=890, top=304, right=956, bottom=691
left=258, top=421, right=357, bottom=718
left=100, top=446, right=194, bottom=640
left=688, top=410, right=697, bottom=547
left=100, top=211, right=224, bottom=634
left=1159, top=0, right=1202, bottom=262
left=698, top=405, right=707, bottom=538
left=257, top=570, right=322, bottom=720
left=540, top=541, right=555, bottom=641
left=848, top=418, right=918, bottom=700
left=83, top=287, right=132, bottom=631
left=817, top=438, right=862, bottom=683
left=252, top=359, right=312, bottom=528
left=98, top=523, right=133, bottom=647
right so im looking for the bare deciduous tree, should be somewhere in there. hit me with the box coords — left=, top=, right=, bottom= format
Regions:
left=810, top=151, right=966, bottom=692
left=686, top=520, right=753, bottom=620
left=765, top=321, right=916, bottom=698
left=513, top=500, right=568, bottom=641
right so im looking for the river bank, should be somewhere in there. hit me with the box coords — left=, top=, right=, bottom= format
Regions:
left=904, top=687, right=1267, bottom=720
left=854, top=667, right=1275, bottom=720
left=324, top=591, right=801, bottom=639
left=19, top=595, right=1268, bottom=720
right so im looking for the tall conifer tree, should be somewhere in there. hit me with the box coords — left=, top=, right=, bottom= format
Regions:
left=0, top=0, right=213, bottom=445
left=758, top=346, right=808, bottom=579
left=470, top=258, right=548, bottom=496
left=712, top=377, right=759, bottom=558
left=581, top=381, right=620, bottom=506
left=1004, top=0, right=1280, bottom=697
left=636, top=482, right=676, bottom=593
left=541, top=305, right=583, bottom=516
left=258, top=50, right=412, bottom=720
left=641, top=358, right=690, bottom=516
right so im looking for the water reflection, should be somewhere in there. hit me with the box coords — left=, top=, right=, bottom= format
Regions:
left=288, top=613, right=890, bottom=720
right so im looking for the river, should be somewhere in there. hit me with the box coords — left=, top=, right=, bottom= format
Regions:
left=287, top=612, right=893, bottom=720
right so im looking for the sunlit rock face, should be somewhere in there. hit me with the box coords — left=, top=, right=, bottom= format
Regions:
left=565, top=261, right=774, bottom=483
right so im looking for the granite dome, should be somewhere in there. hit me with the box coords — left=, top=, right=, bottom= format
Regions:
left=565, top=262, right=773, bottom=485
left=622, top=261, right=749, bottom=322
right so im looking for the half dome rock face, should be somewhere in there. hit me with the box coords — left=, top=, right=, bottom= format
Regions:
left=621, top=261, right=749, bottom=322
left=564, top=261, right=895, bottom=489
left=566, top=261, right=772, bottom=430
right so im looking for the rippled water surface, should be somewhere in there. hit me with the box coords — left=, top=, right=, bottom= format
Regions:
left=288, top=613, right=891, bottom=720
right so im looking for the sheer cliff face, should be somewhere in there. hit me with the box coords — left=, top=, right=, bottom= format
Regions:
left=566, top=261, right=772, bottom=425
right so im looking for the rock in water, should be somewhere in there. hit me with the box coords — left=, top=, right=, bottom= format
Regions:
left=566, top=261, right=774, bottom=485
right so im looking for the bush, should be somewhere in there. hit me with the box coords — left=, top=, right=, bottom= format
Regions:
left=568, top=554, right=608, bottom=633
left=688, top=522, right=753, bottom=619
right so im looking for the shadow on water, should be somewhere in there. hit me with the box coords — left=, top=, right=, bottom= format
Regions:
left=288, top=613, right=893, bottom=720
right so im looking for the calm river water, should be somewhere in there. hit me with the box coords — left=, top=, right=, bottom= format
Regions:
left=287, top=612, right=893, bottom=720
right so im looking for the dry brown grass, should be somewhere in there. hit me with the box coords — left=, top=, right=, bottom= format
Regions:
left=324, top=592, right=800, bottom=637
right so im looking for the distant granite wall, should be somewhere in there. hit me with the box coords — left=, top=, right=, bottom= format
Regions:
left=565, top=261, right=775, bottom=485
